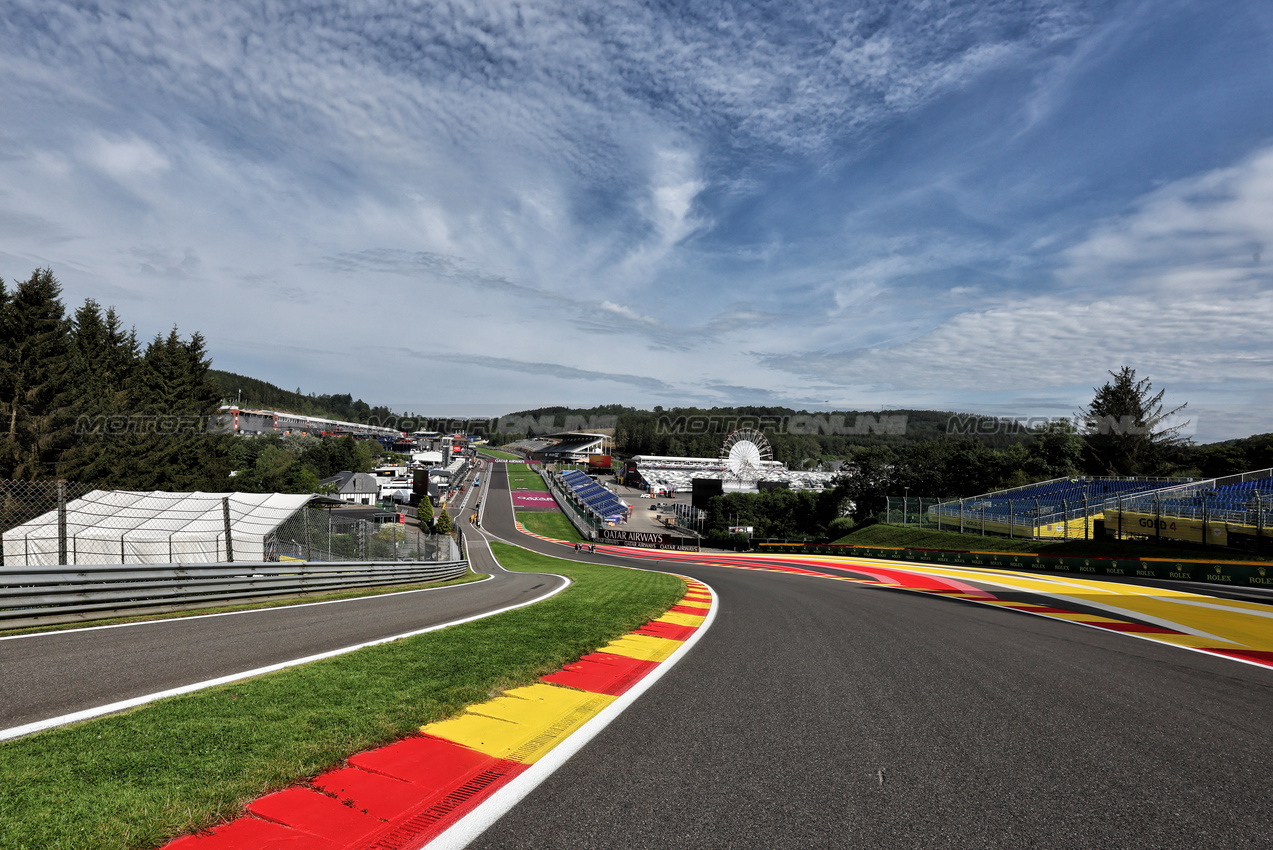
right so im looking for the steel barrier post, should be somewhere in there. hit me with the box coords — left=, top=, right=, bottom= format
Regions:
left=57, top=480, right=68, bottom=565
left=222, top=496, right=234, bottom=563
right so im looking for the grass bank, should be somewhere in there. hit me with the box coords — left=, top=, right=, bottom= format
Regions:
left=516, top=511, right=586, bottom=543
left=833, top=523, right=1272, bottom=562
left=507, top=462, right=549, bottom=491
left=0, top=544, right=683, bottom=850
left=478, top=447, right=522, bottom=460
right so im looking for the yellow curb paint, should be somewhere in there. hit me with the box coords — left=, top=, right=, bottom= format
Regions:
left=421, top=683, right=617, bottom=765
left=656, top=611, right=706, bottom=627
left=600, top=633, right=684, bottom=662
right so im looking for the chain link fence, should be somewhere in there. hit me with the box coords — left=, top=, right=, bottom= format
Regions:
left=268, top=507, right=459, bottom=562
left=0, top=479, right=94, bottom=566
left=881, top=496, right=949, bottom=529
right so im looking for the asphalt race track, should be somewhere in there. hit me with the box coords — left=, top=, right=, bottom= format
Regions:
left=469, top=460, right=1273, bottom=849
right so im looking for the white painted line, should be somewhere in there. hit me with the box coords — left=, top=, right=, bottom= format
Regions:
left=0, top=570, right=569, bottom=743
left=426, top=578, right=719, bottom=850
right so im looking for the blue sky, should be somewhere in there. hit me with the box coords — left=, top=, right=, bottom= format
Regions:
left=2, top=0, right=1271, bottom=441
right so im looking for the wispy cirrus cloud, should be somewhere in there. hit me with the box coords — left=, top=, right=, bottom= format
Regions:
left=2, top=0, right=1271, bottom=439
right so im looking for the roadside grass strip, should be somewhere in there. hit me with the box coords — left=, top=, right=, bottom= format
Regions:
left=159, top=572, right=714, bottom=850
left=0, top=545, right=685, bottom=850
left=513, top=512, right=585, bottom=543
left=505, top=464, right=548, bottom=492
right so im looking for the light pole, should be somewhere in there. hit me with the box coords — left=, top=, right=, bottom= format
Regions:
left=904, top=487, right=909, bottom=526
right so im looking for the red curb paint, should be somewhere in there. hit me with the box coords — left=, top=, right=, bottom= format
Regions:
left=540, top=653, right=661, bottom=696
left=164, top=815, right=344, bottom=849
left=635, top=620, right=698, bottom=641
left=161, top=582, right=714, bottom=850
left=1085, top=621, right=1178, bottom=634
left=248, top=788, right=383, bottom=845
left=311, top=767, right=431, bottom=821
left=348, top=735, right=500, bottom=788
left=1206, top=649, right=1273, bottom=668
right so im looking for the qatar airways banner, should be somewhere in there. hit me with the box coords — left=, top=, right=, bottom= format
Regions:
left=599, top=529, right=701, bottom=551
left=512, top=492, right=560, bottom=512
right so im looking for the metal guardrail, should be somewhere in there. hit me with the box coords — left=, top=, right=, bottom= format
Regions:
left=0, top=558, right=470, bottom=628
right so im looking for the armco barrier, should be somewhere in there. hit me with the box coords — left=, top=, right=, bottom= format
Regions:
left=0, top=559, right=471, bottom=628
left=757, top=542, right=1273, bottom=589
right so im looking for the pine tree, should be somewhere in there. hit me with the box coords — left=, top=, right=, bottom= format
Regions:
left=1082, top=367, right=1188, bottom=475
left=417, top=494, right=435, bottom=530
left=0, top=269, right=75, bottom=479
left=435, top=506, right=453, bottom=535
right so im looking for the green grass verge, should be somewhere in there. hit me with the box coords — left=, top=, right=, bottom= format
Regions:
left=507, top=462, right=549, bottom=492
left=516, top=511, right=586, bottom=543
left=0, top=573, right=486, bottom=639
left=478, top=447, right=522, bottom=460
left=833, top=523, right=1272, bottom=562
left=0, top=544, right=684, bottom=850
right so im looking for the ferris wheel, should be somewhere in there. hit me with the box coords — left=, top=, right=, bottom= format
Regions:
left=720, top=428, right=772, bottom=483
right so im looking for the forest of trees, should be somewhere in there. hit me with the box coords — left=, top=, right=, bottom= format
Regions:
left=208, top=369, right=405, bottom=426
left=0, top=269, right=385, bottom=492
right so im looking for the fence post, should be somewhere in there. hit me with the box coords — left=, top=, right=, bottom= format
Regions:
left=1257, top=492, right=1264, bottom=555
left=222, top=496, right=234, bottom=563
left=959, top=499, right=965, bottom=534
left=357, top=520, right=367, bottom=560
left=1008, top=500, right=1014, bottom=538
left=1084, top=494, right=1089, bottom=540
left=1062, top=499, right=1069, bottom=540
left=57, top=480, right=68, bottom=565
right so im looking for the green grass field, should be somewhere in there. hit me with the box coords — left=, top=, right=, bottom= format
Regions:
left=507, top=462, right=549, bottom=491
left=478, top=446, right=522, bottom=460
left=0, top=544, right=683, bottom=850
left=516, top=511, right=586, bottom=542
left=833, top=523, right=1271, bottom=562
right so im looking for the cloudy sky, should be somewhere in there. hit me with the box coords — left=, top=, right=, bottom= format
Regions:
left=2, top=0, right=1271, bottom=441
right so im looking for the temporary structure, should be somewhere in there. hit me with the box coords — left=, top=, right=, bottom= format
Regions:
left=2, top=490, right=316, bottom=566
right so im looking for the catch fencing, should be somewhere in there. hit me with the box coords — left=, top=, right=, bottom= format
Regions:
left=881, top=496, right=949, bottom=530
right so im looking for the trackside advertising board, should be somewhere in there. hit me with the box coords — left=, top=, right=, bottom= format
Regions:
left=600, top=528, right=700, bottom=551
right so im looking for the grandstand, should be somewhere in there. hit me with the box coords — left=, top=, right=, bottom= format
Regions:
left=557, top=469, right=631, bottom=524
left=218, top=406, right=404, bottom=442
left=1102, top=467, right=1273, bottom=549
left=929, top=476, right=1185, bottom=539
left=532, top=433, right=610, bottom=463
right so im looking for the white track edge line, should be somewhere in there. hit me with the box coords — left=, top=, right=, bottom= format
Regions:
left=425, top=578, right=719, bottom=850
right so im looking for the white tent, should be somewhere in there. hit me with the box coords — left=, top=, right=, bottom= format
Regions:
left=2, top=491, right=315, bottom=566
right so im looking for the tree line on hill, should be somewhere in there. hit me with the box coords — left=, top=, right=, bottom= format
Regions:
left=0, top=269, right=384, bottom=492
left=208, top=369, right=402, bottom=426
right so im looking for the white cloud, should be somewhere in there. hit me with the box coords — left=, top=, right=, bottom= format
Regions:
left=763, top=145, right=1273, bottom=437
